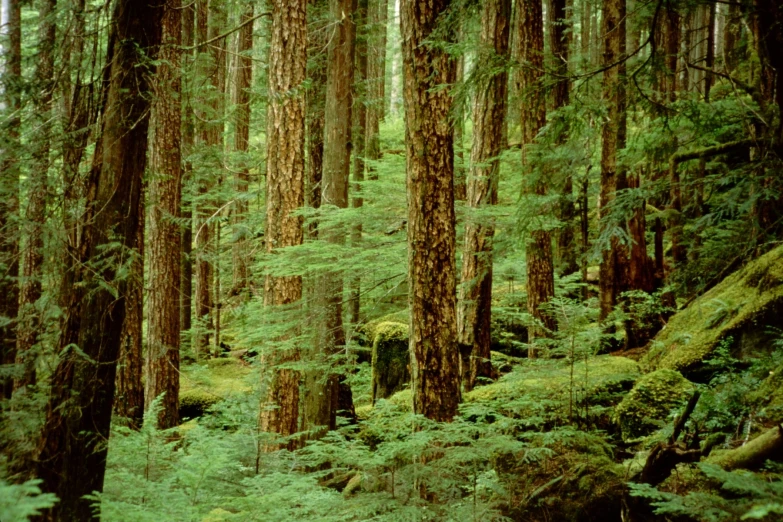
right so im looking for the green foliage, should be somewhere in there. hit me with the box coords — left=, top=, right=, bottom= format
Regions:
left=0, top=479, right=58, bottom=522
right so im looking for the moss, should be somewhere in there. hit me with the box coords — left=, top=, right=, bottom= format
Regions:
left=179, top=357, right=252, bottom=419
left=359, top=310, right=408, bottom=344
left=643, top=244, right=783, bottom=375
left=179, top=389, right=221, bottom=419
left=371, top=322, right=410, bottom=402
left=614, top=369, right=695, bottom=441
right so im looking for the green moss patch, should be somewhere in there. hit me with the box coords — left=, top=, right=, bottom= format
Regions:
left=643, top=244, right=783, bottom=375
left=613, top=369, right=695, bottom=441
left=179, top=357, right=252, bottom=419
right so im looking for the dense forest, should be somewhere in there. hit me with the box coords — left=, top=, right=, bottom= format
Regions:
left=1, top=0, right=783, bottom=519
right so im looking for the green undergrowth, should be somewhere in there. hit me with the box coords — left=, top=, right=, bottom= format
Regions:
left=179, top=358, right=252, bottom=419
left=643, top=244, right=783, bottom=376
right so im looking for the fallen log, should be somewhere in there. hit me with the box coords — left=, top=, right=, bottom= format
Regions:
left=708, top=424, right=783, bottom=471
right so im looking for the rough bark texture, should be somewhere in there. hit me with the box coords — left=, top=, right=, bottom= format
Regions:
left=598, top=0, right=627, bottom=322
left=401, top=0, right=461, bottom=421
left=458, top=0, right=510, bottom=391
left=36, top=0, right=159, bottom=517
left=550, top=0, right=577, bottom=276
left=181, top=1, right=195, bottom=346
left=517, top=0, right=556, bottom=347
left=261, top=0, right=307, bottom=451
left=665, top=4, right=680, bottom=103
left=306, top=0, right=357, bottom=434
left=114, top=191, right=145, bottom=426
left=0, top=0, right=21, bottom=399
left=15, top=0, right=56, bottom=391
left=232, top=2, right=253, bottom=294
left=307, top=0, right=327, bottom=235
left=145, top=0, right=182, bottom=430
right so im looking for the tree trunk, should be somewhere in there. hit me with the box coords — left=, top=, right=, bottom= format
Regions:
left=365, top=0, right=388, bottom=175
left=307, top=0, right=327, bottom=236
left=261, top=0, right=307, bottom=451
left=458, top=0, right=510, bottom=391
left=181, top=0, right=195, bottom=341
left=37, top=0, right=159, bottom=516
left=306, top=0, right=357, bottom=435
left=517, top=0, right=556, bottom=349
left=114, top=190, right=145, bottom=426
left=145, top=0, right=182, bottom=430
left=232, top=2, right=253, bottom=295
left=665, top=3, right=680, bottom=102
left=0, top=0, right=21, bottom=400
left=724, top=1, right=740, bottom=72
left=550, top=0, right=577, bottom=276
left=598, top=0, right=628, bottom=323
left=705, top=1, right=716, bottom=102
left=401, top=0, right=461, bottom=421
left=15, top=0, right=56, bottom=391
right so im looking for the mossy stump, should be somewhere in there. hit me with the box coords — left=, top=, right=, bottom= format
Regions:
left=614, top=369, right=695, bottom=441
left=371, top=322, right=410, bottom=404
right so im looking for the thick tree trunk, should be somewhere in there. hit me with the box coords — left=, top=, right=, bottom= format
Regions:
left=458, top=0, right=510, bottom=391
left=724, top=1, right=740, bottom=72
left=705, top=1, right=716, bottom=102
left=232, top=2, right=253, bottom=295
left=306, top=0, right=357, bottom=434
left=665, top=4, right=680, bottom=103
left=517, top=0, right=556, bottom=348
left=307, top=0, right=327, bottom=235
left=15, top=0, right=56, bottom=391
left=401, top=0, right=461, bottom=421
left=550, top=0, right=577, bottom=276
left=598, top=0, right=628, bottom=322
left=145, top=0, right=182, bottom=430
left=261, top=0, right=307, bottom=451
left=114, top=191, right=145, bottom=426
left=181, top=1, right=195, bottom=341
left=37, top=0, right=159, bottom=516
left=0, top=0, right=20, bottom=400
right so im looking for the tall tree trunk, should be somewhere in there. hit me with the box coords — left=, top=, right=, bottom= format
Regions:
left=704, top=1, right=716, bottom=102
left=37, top=0, right=159, bottom=516
left=15, top=0, right=56, bottom=391
left=724, top=1, right=740, bottom=72
left=598, top=0, right=627, bottom=322
left=114, top=191, right=145, bottom=426
left=232, top=2, right=253, bottom=295
left=307, top=0, right=327, bottom=237
left=665, top=3, right=680, bottom=103
left=0, top=0, right=20, bottom=400
left=306, top=0, right=357, bottom=435
left=517, top=0, right=556, bottom=349
left=181, top=0, right=195, bottom=341
left=453, top=38, right=466, bottom=202
left=365, top=0, right=388, bottom=175
left=145, top=0, right=182, bottom=429
left=401, top=0, right=460, bottom=421
left=550, top=0, right=577, bottom=275
left=458, top=0, right=510, bottom=391
left=350, top=0, right=368, bottom=328
left=261, top=0, right=307, bottom=451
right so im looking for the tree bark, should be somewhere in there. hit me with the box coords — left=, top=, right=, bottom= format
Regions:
left=261, top=0, right=307, bottom=451
left=458, top=0, right=510, bottom=391
left=365, top=0, right=388, bottom=173
left=306, top=0, right=357, bottom=434
left=37, top=0, right=159, bottom=516
left=401, top=0, right=461, bottom=421
left=232, top=2, right=253, bottom=294
left=15, top=0, right=56, bottom=391
left=0, top=0, right=21, bottom=400
left=145, top=0, right=182, bottom=430
left=517, top=0, right=556, bottom=348
left=114, top=190, right=145, bottom=426
left=550, top=0, right=577, bottom=276
left=598, top=0, right=628, bottom=323
left=181, top=0, right=195, bottom=341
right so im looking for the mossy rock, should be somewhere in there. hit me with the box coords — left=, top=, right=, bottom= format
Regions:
left=464, top=355, right=640, bottom=427
left=643, top=244, right=783, bottom=378
left=180, top=389, right=221, bottom=419
left=371, top=322, right=410, bottom=402
left=614, top=369, right=695, bottom=441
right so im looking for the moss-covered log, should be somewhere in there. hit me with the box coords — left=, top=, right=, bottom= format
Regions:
left=371, top=322, right=410, bottom=403
left=708, top=425, right=783, bottom=470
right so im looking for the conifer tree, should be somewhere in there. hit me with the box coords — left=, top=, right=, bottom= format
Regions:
left=400, top=0, right=460, bottom=421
